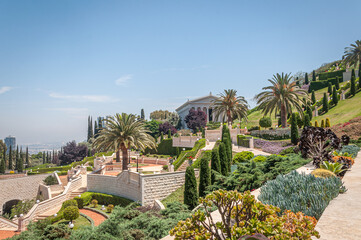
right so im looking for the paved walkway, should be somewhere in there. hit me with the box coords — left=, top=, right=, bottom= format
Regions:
left=0, top=230, right=18, bottom=239
left=232, top=144, right=271, bottom=156
left=312, top=151, right=361, bottom=240
left=79, top=209, right=107, bottom=226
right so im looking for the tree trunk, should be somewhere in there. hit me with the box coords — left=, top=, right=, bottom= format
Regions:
left=227, top=110, right=232, bottom=126
left=281, top=104, right=287, bottom=128
left=116, top=150, right=120, bottom=162
left=121, top=147, right=128, bottom=171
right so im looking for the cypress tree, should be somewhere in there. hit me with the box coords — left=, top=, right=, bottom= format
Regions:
left=3, top=147, right=6, bottom=170
left=15, top=146, right=19, bottom=170
left=218, top=142, right=229, bottom=176
left=322, top=93, right=329, bottom=113
left=328, top=82, right=332, bottom=94
left=184, top=166, right=198, bottom=210
left=94, top=120, right=98, bottom=138
left=325, top=118, right=331, bottom=127
left=311, top=90, right=316, bottom=104
left=141, top=109, right=145, bottom=120
left=305, top=73, right=309, bottom=85
left=291, top=113, right=299, bottom=145
left=351, top=68, right=355, bottom=79
left=335, top=77, right=340, bottom=90
left=321, top=119, right=325, bottom=128
left=18, top=151, right=23, bottom=173
left=199, top=156, right=211, bottom=198
left=304, top=114, right=311, bottom=127
left=0, top=158, right=5, bottom=174
left=201, top=128, right=205, bottom=138
left=358, top=63, right=361, bottom=89
left=168, top=129, right=171, bottom=139
left=8, top=145, right=12, bottom=170
left=26, top=147, right=29, bottom=166
left=176, top=147, right=180, bottom=157
left=312, top=70, right=316, bottom=82
left=351, top=75, right=356, bottom=96
left=315, top=120, right=319, bottom=127
left=307, top=106, right=313, bottom=120
left=332, top=86, right=338, bottom=105
left=160, top=132, right=164, bottom=141
left=43, top=151, right=46, bottom=164
left=90, top=117, right=93, bottom=139
left=87, top=116, right=91, bottom=142
left=210, top=147, right=221, bottom=184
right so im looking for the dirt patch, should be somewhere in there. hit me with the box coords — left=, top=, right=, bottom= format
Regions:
left=331, top=116, right=361, bottom=140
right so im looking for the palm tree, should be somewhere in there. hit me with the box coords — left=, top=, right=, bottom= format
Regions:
left=255, top=73, right=307, bottom=128
left=343, top=40, right=361, bottom=66
left=93, top=113, right=156, bottom=171
left=212, top=89, right=248, bottom=125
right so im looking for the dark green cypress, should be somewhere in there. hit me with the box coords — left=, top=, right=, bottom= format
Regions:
left=322, top=93, right=329, bottom=113
left=304, top=114, right=311, bottom=127
left=168, top=129, right=171, bottom=139
left=335, top=77, right=340, bottom=90
left=26, top=147, right=29, bottom=166
left=351, top=68, right=355, bottom=79
left=94, top=120, right=98, bottom=138
left=351, top=75, right=356, bottom=96
left=0, top=158, right=5, bottom=174
left=87, top=116, right=91, bottom=142
left=210, top=147, right=221, bottom=184
left=328, top=82, right=332, bottom=94
left=201, top=128, right=205, bottom=138
left=198, top=156, right=211, bottom=198
left=160, top=132, right=164, bottom=141
left=184, top=166, right=198, bottom=210
left=18, top=150, right=23, bottom=173
left=90, top=117, right=93, bottom=139
left=307, top=106, right=313, bottom=121
left=311, top=90, right=316, bottom=104
left=141, top=109, right=145, bottom=120
left=218, top=142, right=228, bottom=176
left=312, top=70, right=316, bottom=82
left=3, top=147, right=6, bottom=170
left=305, top=73, right=309, bottom=85
left=15, top=146, right=19, bottom=170
left=176, top=147, right=180, bottom=157
left=8, top=145, right=12, bottom=170
left=332, top=86, right=338, bottom=105
left=358, top=63, right=361, bottom=89
left=291, top=113, right=299, bottom=145
left=43, top=151, right=46, bottom=164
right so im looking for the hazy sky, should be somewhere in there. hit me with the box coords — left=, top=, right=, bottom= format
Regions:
left=1, top=0, right=360, bottom=144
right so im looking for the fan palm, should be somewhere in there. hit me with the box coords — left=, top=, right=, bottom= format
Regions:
left=343, top=40, right=361, bottom=66
left=93, top=113, right=156, bottom=170
left=212, top=89, right=249, bottom=126
left=254, top=73, right=308, bottom=128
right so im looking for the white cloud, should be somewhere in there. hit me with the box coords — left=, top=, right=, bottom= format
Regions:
left=49, top=93, right=118, bottom=103
left=0, top=86, right=12, bottom=94
left=115, top=74, right=133, bottom=86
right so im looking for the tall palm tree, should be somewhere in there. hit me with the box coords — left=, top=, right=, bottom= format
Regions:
left=212, top=89, right=249, bottom=125
left=343, top=40, right=361, bottom=66
left=255, top=73, right=308, bottom=128
left=93, top=113, right=156, bottom=171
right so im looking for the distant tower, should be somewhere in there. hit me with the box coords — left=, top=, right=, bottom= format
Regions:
left=4, top=136, right=16, bottom=153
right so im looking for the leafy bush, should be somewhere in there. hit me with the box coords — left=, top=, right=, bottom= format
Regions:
left=77, top=192, right=133, bottom=208
left=337, top=144, right=360, bottom=158
left=43, top=175, right=58, bottom=185
left=91, top=199, right=98, bottom=208
left=311, top=168, right=336, bottom=178
left=162, top=165, right=168, bottom=171
left=279, top=146, right=295, bottom=155
left=319, top=161, right=345, bottom=176
left=233, top=151, right=254, bottom=163
left=62, top=199, right=78, bottom=210
left=252, top=155, right=267, bottom=162
left=259, top=171, right=346, bottom=219
left=173, top=139, right=206, bottom=170
left=259, top=116, right=272, bottom=129
left=63, top=206, right=79, bottom=222
left=237, top=135, right=251, bottom=147
left=106, top=204, right=114, bottom=213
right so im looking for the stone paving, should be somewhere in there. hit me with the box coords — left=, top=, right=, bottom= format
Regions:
left=0, top=230, right=18, bottom=239
left=79, top=209, right=107, bottom=226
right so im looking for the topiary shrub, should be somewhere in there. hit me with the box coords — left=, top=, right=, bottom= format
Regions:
left=184, top=166, right=198, bottom=210
left=73, top=197, right=84, bottom=209
left=252, top=155, right=267, bottom=162
left=44, top=175, right=58, bottom=185
left=279, top=146, right=295, bottom=155
left=61, top=199, right=78, bottom=210
left=106, top=204, right=114, bottom=213
left=311, top=169, right=336, bottom=178
left=233, top=151, right=254, bottom=163
left=91, top=199, right=98, bottom=208
left=63, top=206, right=79, bottom=222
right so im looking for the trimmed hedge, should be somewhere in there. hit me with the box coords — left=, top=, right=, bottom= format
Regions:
left=309, top=78, right=339, bottom=92
left=173, top=139, right=206, bottom=170
left=318, top=70, right=345, bottom=81
left=144, top=138, right=182, bottom=156
left=237, top=135, right=251, bottom=147
left=74, top=192, right=133, bottom=209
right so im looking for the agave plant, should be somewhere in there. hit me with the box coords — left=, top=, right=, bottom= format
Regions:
left=332, top=151, right=353, bottom=158
left=320, top=161, right=346, bottom=176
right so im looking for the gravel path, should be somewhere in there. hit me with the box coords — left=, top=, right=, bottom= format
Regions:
left=79, top=209, right=107, bottom=226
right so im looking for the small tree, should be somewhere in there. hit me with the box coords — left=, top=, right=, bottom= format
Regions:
left=8, top=145, right=12, bottom=170
left=307, top=106, right=313, bottom=120
left=168, top=129, right=171, bottom=139
left=332, top=86, right=338, bottom=105
left=201, top=128, right=205, bottom=138
left=184, top=166, right=198, bottom=210
left=259, top=116, right=272, bottom=129
left=322, top=93, right=328, bottom=113
left=199, top=156, right=211, bottom=198
left=291, top=113, right=299, bottom=145
left=315, top=120, right=319, bottom=127
left=359, top=63, right=361, bottom=89
left=320, top=119, right=325, bottom=128
left=0, top=158, right=5, bottom=174
left=351, top=75, right=356, bottom=96
left=210, top=147, right=221, bottom=184
left=327, top=82, right=332, bottom=94
left=218, top=142, right=229, bottom=176
left=305, top=73, right=309, bottom=85
left=325, top=118, right=331, bottom=128
left=140, top=109, right=145, bottom=120
left=63, top=206, right=79, bottom=222
left=184, top=109, right=207, bottom=133
left=335, top=77, right=340, bottom=90
left=311, top=90, right=316, bottom=104
left=304, top=114, right=311, bottom=127
left=26, top=146, right=29, bottom=167
left=312, top=70, right=316, bottom=82
left=160, top=132, right=164, bottom=142
left=15, top=146, right=19, bottom=171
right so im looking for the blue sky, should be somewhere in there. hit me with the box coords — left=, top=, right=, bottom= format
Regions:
left=0, top=0, right=360, bottom=144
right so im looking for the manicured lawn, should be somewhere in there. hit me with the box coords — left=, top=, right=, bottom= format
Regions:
left=161, top=178, right=200, bottom=206
left=85, top=205, right=111, bottom=215
left=53, top=215, right=91, bottom=230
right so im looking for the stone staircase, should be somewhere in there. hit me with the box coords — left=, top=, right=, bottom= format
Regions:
left=69, top=187, right=87, bottom=199
left=177, top=148, right=204, bottom=172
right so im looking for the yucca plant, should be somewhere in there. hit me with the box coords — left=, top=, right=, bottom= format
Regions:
left=320, top=161, right=345, bottom=176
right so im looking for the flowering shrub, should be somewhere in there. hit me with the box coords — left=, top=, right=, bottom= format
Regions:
left=254, top=139, right=290, bottom=154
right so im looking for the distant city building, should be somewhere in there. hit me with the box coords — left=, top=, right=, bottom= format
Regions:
left=4, top=136, right=16, bottom=153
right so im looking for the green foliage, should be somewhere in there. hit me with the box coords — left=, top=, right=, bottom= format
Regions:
left=312, top=70, right=316, bottom=82
left=279, top=146, right=295, bottom=155
left=259, top=116, right=272, bottom=129
left=61, top=199, right=78, bottom=210
left=332, top=86, right=338, bottom=105
left=351, top=75, right=356, bottom=96
left=314, top=120, right=319, bottom=127
left=290, top=113, right=299, bottom=145
left=78, top=192, right=133, bottom=207
left=199, top=154, right=211, bottom=197
left=252, top=155, right=267, bottom=162
left=233, top=151, right=254, bottom=163
left=304, top=72, right=309, bottom=84
left=63, top=206, right=80, bottom=222
left=218, top=142, right=229, bottom=175
left=320, top=161, right=345, bottom=176
left=0, top=158, right=5, bottom=174
left=173, top=139, right=206, bottom=170
left=337, top=144, right=360, bottom=158
left=335, top=77, right=340, bottom=90
left=318, top=69, right=345, bottom=80
left=44, top=175, right=58, bottom=185
left=325, top=118, right=331, bottom=127
left=311, top=168, right=336, bottom=178
left=321, top=119, right=325, bottom=128
left=258, top=171, right=345, bottom=219
left=309, top=77, right=340, bottom=92
left=106, top=204, right=114, bottom=213
left=322, top=92, right=329, bottom=113
left=303, top=113, right=311, bottom=127
left=327, top=82, right=332, bottom=94
left=211, top=147, right=221, bottom=184
left=145, top=138, right=179, bottom=156
left=311, top=90, right=316, bottom=104
left=184, top=166, right=198, bottom=210
left=10, top=199, right=35, bottom=218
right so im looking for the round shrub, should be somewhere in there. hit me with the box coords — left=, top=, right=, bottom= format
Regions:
left=311, top=169, right=336, bottom=178
left=162, top=165, right=168, bottom=171
left=252, top=155, right=267, bottom=162
left=63, top=206, right=79, bottom=222
left=106, top=204, right=114, bottom=213
left=279, top=146, right=296, bottom=155
left=74, top=197, right=84, bottom=209
left=233, top=151, right=254, bottom=163
left=62, top=199, right=78, bottom=210
left=91, top=199, right=98, bottom=208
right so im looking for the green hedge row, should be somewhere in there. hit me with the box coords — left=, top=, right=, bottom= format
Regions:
left=144, top=138, right=182, bottom=156
left=74, top=192, right=133, bottom=209
left=318, top=69, right=345, bottom=81
left=237, top=135, right=251, bottom=147
left=309, top=77, right=339, bottom=92
left=173, top=139, right=206, bottom=170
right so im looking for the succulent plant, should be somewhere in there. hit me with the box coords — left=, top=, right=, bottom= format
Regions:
left=311, top=168, right=337, bottom=178
left=320, top=161, right=346, bottom=176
